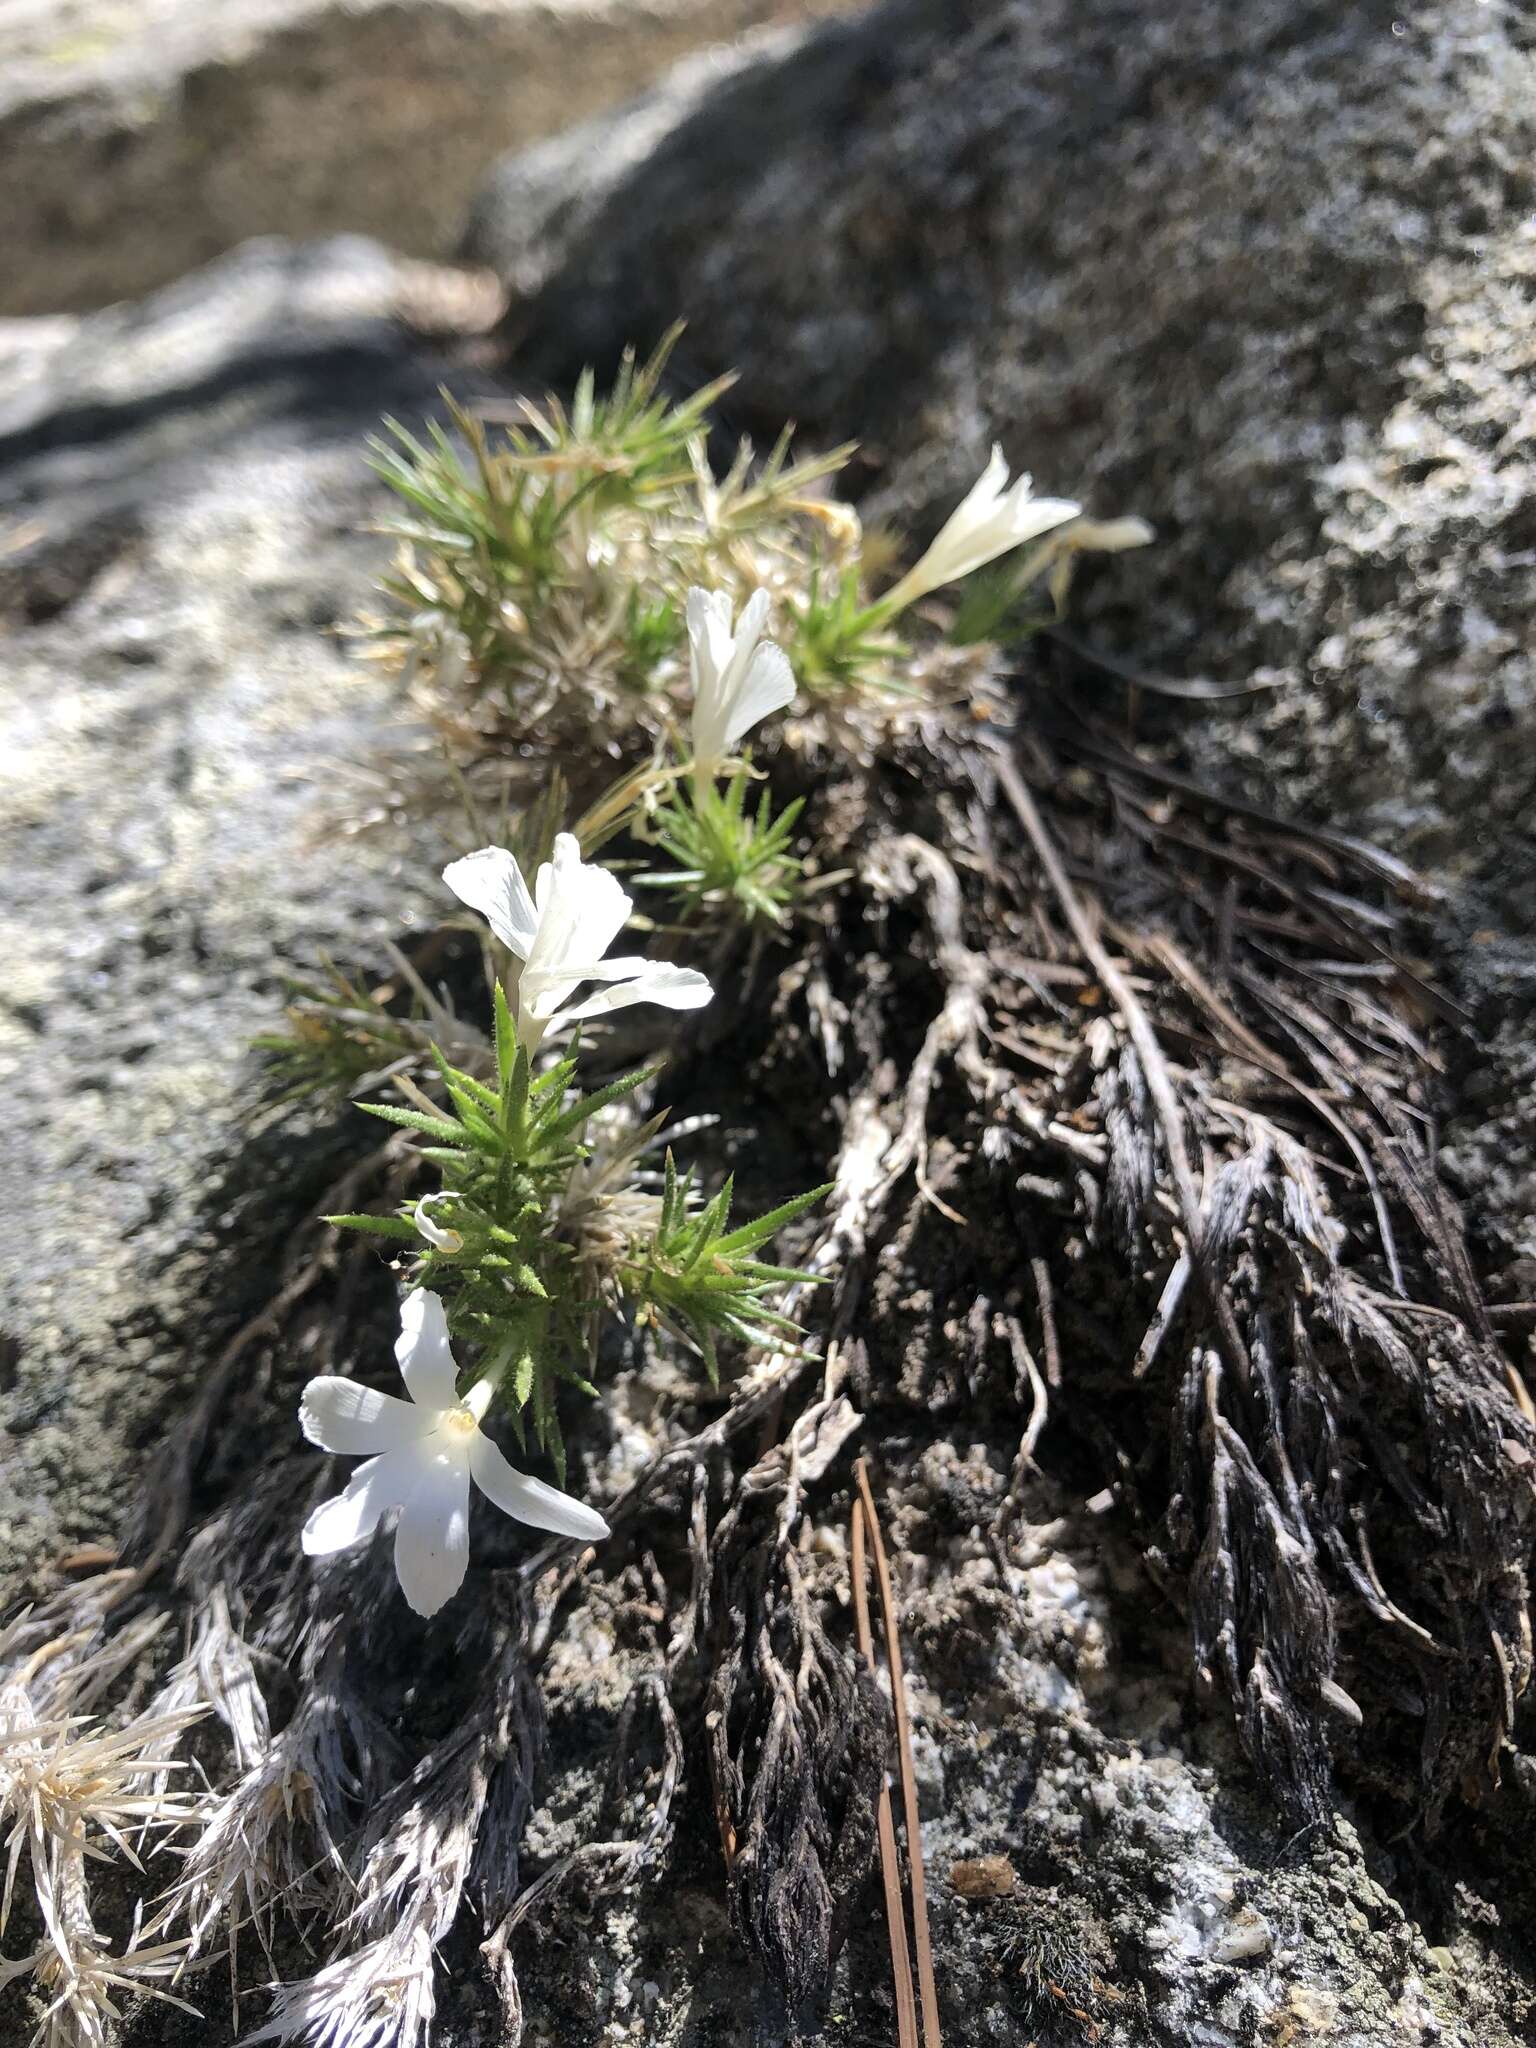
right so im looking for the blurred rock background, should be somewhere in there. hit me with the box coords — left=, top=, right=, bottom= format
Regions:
left=0, top=0, right=857, bottom=313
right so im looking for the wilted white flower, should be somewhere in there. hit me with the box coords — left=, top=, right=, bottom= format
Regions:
left=412, top=1192, right=463, bottom=1254
left=879, top=445, right=1080, bottom=614
left=1056, top=515, right=1155, bottom=555
left=687, top=586, right=797, bottom=780
left=1043, top=513, right=1155, bottom=612
left=444, top=832, right=712, bottom=1052
left=299, top=1291, right=609, bottom=1617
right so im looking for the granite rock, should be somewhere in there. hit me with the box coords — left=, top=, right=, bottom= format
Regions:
left=0, top=0, right=857, bottom=316
left=0, top=236, right=447, bottom=1587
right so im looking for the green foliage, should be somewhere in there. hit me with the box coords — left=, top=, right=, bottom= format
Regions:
left=514, top=329, right=734, bottom=496
left=622, top=1154, right=832, bottom=1386
left=786, top=561, right=906, bottom=700
left=366, top=333, right=876, bottom=747
left=332, top=983, right=828, bottom=1475
left=370, top=405, right=565, bottom=666
left=695, top=422, right=859, bottom=543
left=253, top=962, right=441, bottom=1102
left=618, top=589, right=684, bottom=690
left=946, top=555, right=1056, bottom=647
left=637, top=769, right=807, bottom=927
left=945, top=516, right=1154, bottom=646
left=335, top=987, right=643, bottom=1475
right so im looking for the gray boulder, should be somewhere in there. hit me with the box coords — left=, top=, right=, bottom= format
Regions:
left=0, top=0, right=857, bottom=316
left=0, top=236, right=447, bottom=1584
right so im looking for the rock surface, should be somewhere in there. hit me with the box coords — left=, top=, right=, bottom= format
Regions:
left=5, top=0, right=1536, bottom=2036
left=0, top=236, right=446, bottom=1586
left=0, top=0, right=855, bottom=317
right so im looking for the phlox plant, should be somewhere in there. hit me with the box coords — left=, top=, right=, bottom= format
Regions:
left=290, top=352, right=1152, bottom=1616
left=363, top=329, right=1150, bottom=763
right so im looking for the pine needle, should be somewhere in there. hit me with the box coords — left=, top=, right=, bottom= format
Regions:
left=850, top=1482, right=917, bottom=2048
left=855, top=1459, right=941, bottom=2048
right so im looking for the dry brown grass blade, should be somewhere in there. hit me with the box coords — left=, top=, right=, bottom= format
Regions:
left=994, top=747, right=1254, bottom=1391
left=1120, top=922, right=1408, bottom=1297
left=855, top=1460, right=941, bottom=2048
left=850, top=1488, right=918, bottom=2048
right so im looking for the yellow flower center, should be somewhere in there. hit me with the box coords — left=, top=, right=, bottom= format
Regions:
left=441, top=1404, right=479, bottom=1441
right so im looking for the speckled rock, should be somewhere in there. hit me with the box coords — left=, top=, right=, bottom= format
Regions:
left=9, top=0, right=1536, bottom=2016
left=507, top=1449, right=1512, bottom=2046
left=0, top=236, right=446, bottom=1584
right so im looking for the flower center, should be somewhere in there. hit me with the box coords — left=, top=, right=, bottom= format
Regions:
left=441, top=1404, right=479, bottom=1441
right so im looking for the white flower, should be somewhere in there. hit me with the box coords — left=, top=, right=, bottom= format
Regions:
left=687, top=586, right=796, bottom=780
left=880, top=445, right=1081, bottom=614
left=299, top=1290, right=609, bottom=1617
left=443, top=833, right=712, bottom=1052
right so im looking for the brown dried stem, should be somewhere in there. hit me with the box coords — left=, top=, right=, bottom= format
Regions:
left=994, top=747, right=1256, bottom=1391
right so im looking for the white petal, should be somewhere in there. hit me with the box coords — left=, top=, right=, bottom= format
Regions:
left=393, top=1449, right=472, bottom=1616
left=943, top=443, right=1010, bottom=532
left=471, top=1434, right=611, bottom=1541
left=554, top=963, right=713, bottom=1028
left=689, top=586, right=759, bottom=771
left=731, top=587, right=772, bottom=649
left=1002, top=494, right=1081, bottom=548
left=413, top=1195, right=463, bottom=1254
left=299, top=1377, right=426, bottom=1455
left=691, top=698, right=728, bottom=775
left=722, top=643, right=796, bottom=750
left=556, top=952, right=653, bottom=982
left=889, top=445, right=1081, bottom=607
left=686, top=586, right=735, bottom=685
left=527, top=834, right=633, bottom=994
left=1065, top=514, right=1155, bottom=552
left=301, top=1450, right=414, bottom=1555
left=395, top=1290, right=460, bottom=1409
left=443, top=846, right=539, bottom=958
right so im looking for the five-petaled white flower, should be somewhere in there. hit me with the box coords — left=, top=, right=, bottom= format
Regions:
left=686, top=586, right=796, bottom=782
left=879, top=445, right=1081, bottom=615
left=300, top=1290, right=609, bottom=1617
left=444, top=832, right=712, bottom=1052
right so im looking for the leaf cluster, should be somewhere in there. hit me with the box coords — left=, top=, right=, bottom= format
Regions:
left=785, top=562, right=906, bottom=700
left=625, top=1155, right=831, bottom=1386
left=366, top=331, right=871, bottom=751
left=332, top=986, right=647, bottom=1476
left=254, top=963, right=441, bottom=1102
left=637, top=769, right=807, bottom=927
